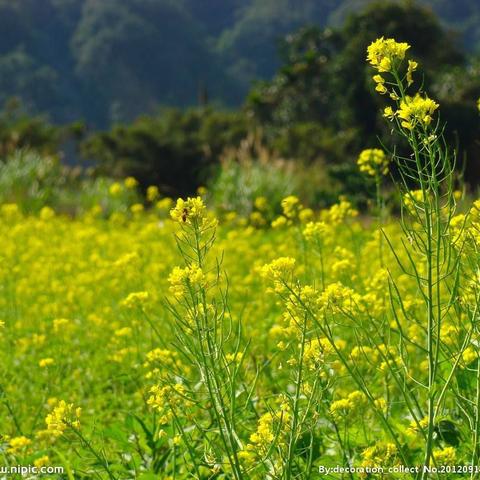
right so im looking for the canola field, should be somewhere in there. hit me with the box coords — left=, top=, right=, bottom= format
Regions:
left=0, top=195, right=477, bottom=479
left=1, top=38, right=480, bottom=479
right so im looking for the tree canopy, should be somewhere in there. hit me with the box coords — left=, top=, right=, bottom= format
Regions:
left=0, top=0, right=478, bottom=126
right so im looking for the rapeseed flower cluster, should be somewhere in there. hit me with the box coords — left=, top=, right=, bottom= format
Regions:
left=433, top=446, right=457, bottom=465
left=122, top=290, right=150, bottom=308
left=260, top=257, right=296, bottom=293
left=0, top=184, right=474, bottom=477
left=367, top=37, right=410, bottom=73
left=329, top=390, right=367, bottom=420
left=361, top=442, right=398, bottom=469
left=240, top=399, right=291, bottom=462
left=320, top=197, right=358, bottom=225
left=317, top=282, right=359, bottom=314
left=396, top=94, right=439, bottom=129
left=147, top=384, right=190, bottom=424
left=1, top=37, right=478, bottom=474
left=271, top=195, right=314, bottom=228
left=168, top=265, right=206, bottom=298
left=7, top=436, right=32, bottom=455
left=170, top=197, right=206, bottom=224
left=44, top=400, right=81, bottom=437
left=368, top=36, right=440, bottom=138
left=357, top=148, right=389, bottom=176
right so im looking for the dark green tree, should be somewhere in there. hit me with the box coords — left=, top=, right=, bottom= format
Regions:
left=0, top=99, right=63, bottom=157
left=247, top=1, right=480, bottom=186
left=81, top=108, right=248, bottom=195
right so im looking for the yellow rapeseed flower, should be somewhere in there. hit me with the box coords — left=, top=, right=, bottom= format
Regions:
left=34, top=456, right=50, bottom=468
left=40, top=206, right=55, bottom=220
left=361, top=442, right=397, bottom=469
left=124, top=177, right=138, bottom=189
left=433, top=447, right=456, bottom=465
left=130, top=203, right=144, bottom=214
left=407, top=59, right=418, bottom=86
left=122, top=291, right=150, bottom=309
left=7, top=436, right=31, bottom=454
left=39, top=358, right=55, bottom=368
left=367, top=37, right=410, bottom=73
left=147, top=185, right=159, bottom=202
left=357, top=148, right=389, bottom=176
left=170, top=197, right=206, bottom=224
left=254, top=196, right=268, bottom=211
left=109, top=182, right=123, bottom=196
left=45, top=400, right=81, bottom=437
left=299, top=208, right=314, bottom=223
left=156, top=197, right=173, bottom=211
left=271, top=216, right=288, bottom=228
left=168, top=265, right=206, bottom=298
left=260, top=257, right=296, bottom=281
left=383, top=106, right=395, bottom=120
left=281, top=195, right=301, bottom=219
left=397, top=94, right=439, bottom=130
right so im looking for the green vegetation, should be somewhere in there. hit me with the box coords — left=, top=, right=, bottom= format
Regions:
left=0, top=99, right=65, bottom=157
left=81, top=108, right=248, bottom=196
left=0, top=0, right=479, bottom=205
left=3, top=38, right=480, bottom=478
left=73, top=2, right=479, bottom=202
left=1, top=0, right=480, bottom=127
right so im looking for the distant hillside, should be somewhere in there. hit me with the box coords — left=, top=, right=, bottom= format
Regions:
left=0, top=0, right=478, bottom=127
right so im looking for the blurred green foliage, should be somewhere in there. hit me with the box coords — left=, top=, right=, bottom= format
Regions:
left=207, top=137, right=340, bottom=219
left=0, top=0, right=480, bottom=126
left=0, top=0, right=479, bottom=209
left=78, top=1, right=479, bottom=199
left=0, top=151, right=62, bottom=212
left=247, top=1, right=480, bottom=186
left=0, top=150, right=141, bottom=215
left=0, top=99, right=62, bottom=156
left=81, top=109, right=248, bottom=196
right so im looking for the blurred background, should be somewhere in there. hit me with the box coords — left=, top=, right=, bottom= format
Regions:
left=1, top=0, right=480, bottom=217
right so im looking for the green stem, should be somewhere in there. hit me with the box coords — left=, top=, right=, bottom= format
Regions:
left=285, top=314, right=308, bottom=479
left=70, top=427, right=117, bottom=480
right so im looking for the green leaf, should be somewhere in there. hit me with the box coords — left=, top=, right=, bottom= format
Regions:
left=435, top=419, right=461, bottom=447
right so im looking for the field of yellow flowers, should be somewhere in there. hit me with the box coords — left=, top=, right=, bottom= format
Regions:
left=1, top=38, right=480, bottom=479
